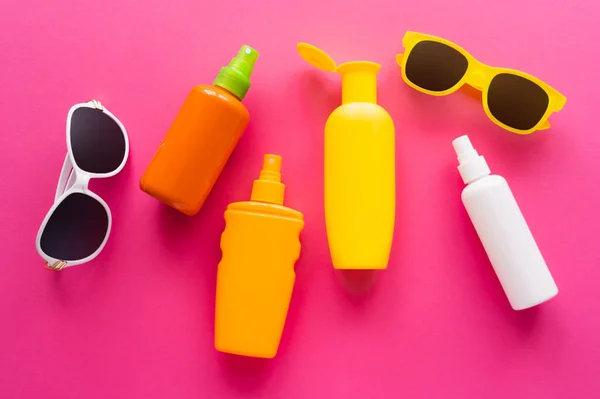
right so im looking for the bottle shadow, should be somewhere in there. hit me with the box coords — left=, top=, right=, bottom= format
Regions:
left=218, top=352, right=274, bottom=394
left=157, top=203, right=199, bottom=245
left=335, top=269, right=380, bottom=306
left=509, top=303, right=543, bottom=335
left=489, top=282, right=549, bottom=341
left=155, top=203, right=222, bottom=269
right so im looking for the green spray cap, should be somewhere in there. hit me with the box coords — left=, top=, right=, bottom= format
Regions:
left=213, top=45, right=259, bottom=100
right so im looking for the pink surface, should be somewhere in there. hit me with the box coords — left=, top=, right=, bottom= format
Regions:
left=1, top=0, right=599, bottom=397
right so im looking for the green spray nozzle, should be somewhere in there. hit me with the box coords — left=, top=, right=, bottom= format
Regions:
left=214, top=45, right=259, bottom=100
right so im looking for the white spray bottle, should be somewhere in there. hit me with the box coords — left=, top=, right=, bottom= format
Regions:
left=453, top=135, right=558, bottom=310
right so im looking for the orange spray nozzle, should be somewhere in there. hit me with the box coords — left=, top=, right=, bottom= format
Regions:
left=251, top=154, right=285, bottom=205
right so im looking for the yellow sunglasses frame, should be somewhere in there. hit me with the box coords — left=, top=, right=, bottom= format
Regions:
left=396, top=32, right=566, bottom=134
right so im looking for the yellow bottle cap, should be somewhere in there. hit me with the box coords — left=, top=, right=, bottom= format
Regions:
left=251, top=154, right=285, bottom=205
left=297, top=42, right=381, bottom=104
left=297, top=43, right=337, bottom=72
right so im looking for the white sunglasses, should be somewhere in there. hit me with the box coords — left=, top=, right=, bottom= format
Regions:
left=36, top=100, right=129, bottom=271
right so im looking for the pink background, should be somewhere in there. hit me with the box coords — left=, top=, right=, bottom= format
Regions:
left=1, top=0, right=599, bottom=397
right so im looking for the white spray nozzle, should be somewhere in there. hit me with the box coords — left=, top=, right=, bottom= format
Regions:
left=452, top=135, right=491, bottom=184
left=453, top=135, right=479, bottom=165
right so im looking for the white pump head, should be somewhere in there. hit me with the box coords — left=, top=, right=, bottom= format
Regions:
left=453, top=135, right=491, bottom=184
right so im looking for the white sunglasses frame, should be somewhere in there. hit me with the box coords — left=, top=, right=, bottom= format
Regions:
left=35, top=100, right=129, bottom=271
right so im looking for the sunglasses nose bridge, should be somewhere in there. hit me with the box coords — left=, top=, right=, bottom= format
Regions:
left=73, top=172, right=91, bottom=191
left=466, top=66, right=487, bottom=91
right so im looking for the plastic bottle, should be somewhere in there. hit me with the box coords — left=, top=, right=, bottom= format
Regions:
left=215, top=154, right=304, bottom=358
left=453, top=135, right=558, bottom=310
left=140, top=45, right=259, bottom=216
left=297, top=43, right=395, bottom=270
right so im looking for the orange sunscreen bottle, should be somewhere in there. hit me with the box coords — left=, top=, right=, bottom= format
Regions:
left=215, top=154, right=304, bottom=358
left=140, top=45, right=259, bottom=216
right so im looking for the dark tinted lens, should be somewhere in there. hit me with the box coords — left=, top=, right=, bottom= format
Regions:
left=70, top=107, right=126, bottom=174
left=40, top=193, right=109, bottom=261
left=487, top=73, right=549, bottom=131
left=405, top=40, right=469, bottom=92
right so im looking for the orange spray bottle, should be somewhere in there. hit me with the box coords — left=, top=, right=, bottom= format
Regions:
left=140, top=45, right=258, bottom=216
left=215, top=154, right=304, bottom=358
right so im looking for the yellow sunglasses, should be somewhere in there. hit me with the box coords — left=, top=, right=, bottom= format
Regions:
left=396, top=32, right=566, bottom=134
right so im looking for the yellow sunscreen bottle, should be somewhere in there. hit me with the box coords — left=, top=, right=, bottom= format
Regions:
left=297, top=43, right=395, bottom=270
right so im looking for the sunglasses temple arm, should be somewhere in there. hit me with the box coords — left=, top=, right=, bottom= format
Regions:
left=54, top=154, right=75, bottom=203
left=396, top=53, right=404, bottom=66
